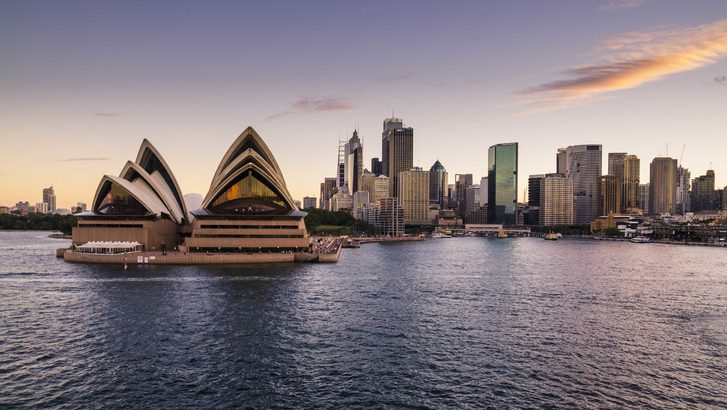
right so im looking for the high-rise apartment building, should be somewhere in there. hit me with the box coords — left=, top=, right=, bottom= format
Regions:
left=377, top=197, right=404, bottom=236
left=428, top=160, right=448, bottom=208
left=381, top=117, right=413, bottom=197
left=563, top=145, right=602, bottom=224
left=691, top=170, right=716, bottom=212
left=539, top=173, right=574, bottom=226
left=623, top=155, right=640, bottom=212
left=42, top=186, right=56, bottom=213
left=398, top=167, right=430, bottom=225
left=487, top=143, right=518, bottom=225
left=344, top=130, right=364, bottom=193
left=599, top=175, right=622, bottom=216
left=352, top=191, right=369, bottom=219
left=649, top=157, right=677, bottom=215
left=676, top=166, right=691, bottom=215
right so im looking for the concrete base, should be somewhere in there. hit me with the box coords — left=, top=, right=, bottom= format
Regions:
left=63, top=247, right=341, bottom=265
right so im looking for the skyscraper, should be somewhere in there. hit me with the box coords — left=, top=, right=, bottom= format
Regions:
left=398, top=167, right=430, bottom=225
left=455, top=174, right=473, bottom=217
left=691, top=170, right=716, bottom=212
left=381, top=117, right=413, bottom=197
left=371, top=158, right=383, bottom=176
left=320, top=177, right=337, bottom=210
left=303, top=196, right=317, bottom=210
left=676, top=166, right=691, bottom=215
left=465, top=184, right=480, bottom=216
left=623, top=155, right=640, bottom=212
left=556, top=148, right=567, bottom=174
left=649, top=157, right=678, bottom=215
left=429, top=160, right=448, bottom=208
left=479, top=176, right=488, bottom=206
left=564, top=145, right=602, bottom=224
left=487, top=143, right=518, bottom=225
left=539, top=174, right=574, bottom=226
left=361, top=173, right=390, bottom=204
left=599, top=175, right=622, bottom=216
left=639, top=183, right=650, bottom=214
left=608, top=153, right=626, bottom=179
left=344, top=130, right=364, bottom=193
left=42, top=186, right=56, bottom=213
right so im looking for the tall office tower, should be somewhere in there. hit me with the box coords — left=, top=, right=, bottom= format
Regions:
left=608, top=153, right=627, bottom=178
left=649, top=157, right=678, bottom=215
left=639, top=184, right=650, bottom=214
left=320, top=177, right=338, bottom=210
left=344, top=130, right=364, bottom=193
left=447, top=184, right=456, bottom=209
left=528, top=175, right=544, bottom=206
left=722, top=187, right=727, bottom=211
left=465, top=184, right=480, bottom=216
left=599, top=175, right=622, bottom=216
left=428, top=160, right=448, bottom=208
left=455, top=174, right=473, bottom=217
left=623, top=155, right=640, bottom=212
left=352, top=191, right=370, bottom=219
left=676, top=166, right=691, bottom=215
left=42, top=186, right=56, bottom=213
left=716, top=189, right=724, bottom=211
left=361, top=173, right=390, bottom=204
left=691, top=170, right=716, bottom=212
left=381, top=117, right=413, bottom=196
left=479, top=177, right=488, bottom=206
left=371, top=158, right=383, bottom=176
left=564, top=145, right=602, bottom=224
left=539, top=173, right=574, bottom=226
left=487, top=143, right=519, bottom=225
left=303, top=196, right=317, bottom=210
left=556, top=148, right=567, bottom=174
left=398, top=167, right=430, bottom=225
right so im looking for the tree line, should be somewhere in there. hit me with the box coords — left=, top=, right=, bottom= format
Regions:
left=0, top=213, right=77, bottom=234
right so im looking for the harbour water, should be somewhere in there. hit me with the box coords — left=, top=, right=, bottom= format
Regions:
left=1, top=231, right=725, bottom=408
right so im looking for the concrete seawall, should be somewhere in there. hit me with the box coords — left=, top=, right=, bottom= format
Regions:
left=63, top=248, right=339, bottom=265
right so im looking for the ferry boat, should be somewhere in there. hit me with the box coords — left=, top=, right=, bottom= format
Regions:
left=432, top=232, right=453, bottom=238
left=544, top=232, right=561, bottom=241
left=497, top=230, right=509, bottom=239
left=630, top=236, right=651, bottom=243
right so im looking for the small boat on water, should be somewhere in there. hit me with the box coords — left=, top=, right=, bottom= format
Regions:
left=497, top=230, right=509, bottom=239
left=630, top=236, right=651, bottom=243
left=342, top=239, right=361, bottom=248
left=432, top=232, right=453, bottom=238
left=544, top=232, right=562, bottom=241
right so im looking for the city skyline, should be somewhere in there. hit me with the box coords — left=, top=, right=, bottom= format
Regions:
left=2, top=1, right=727, bottom=207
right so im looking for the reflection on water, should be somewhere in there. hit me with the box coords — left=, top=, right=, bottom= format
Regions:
left=0, top=231, right=725, bottom=407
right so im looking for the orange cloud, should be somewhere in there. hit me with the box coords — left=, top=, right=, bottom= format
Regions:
left=519, top=19, right=727, bottom=112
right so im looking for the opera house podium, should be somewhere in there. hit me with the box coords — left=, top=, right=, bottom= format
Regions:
left=65, top=127, right=340, bottom=264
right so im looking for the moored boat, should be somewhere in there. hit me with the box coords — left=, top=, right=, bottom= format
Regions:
left=630, top=236, right=651, bottom=243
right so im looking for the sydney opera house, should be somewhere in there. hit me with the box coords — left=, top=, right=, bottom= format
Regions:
left=66, top=128, right=336, bottom=264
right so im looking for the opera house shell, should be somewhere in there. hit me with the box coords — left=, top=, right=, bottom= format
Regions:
left=72, top=127, right=310, bottom=255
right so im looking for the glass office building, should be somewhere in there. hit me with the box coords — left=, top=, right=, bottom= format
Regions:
left=487, top=143, right=518, bottom=225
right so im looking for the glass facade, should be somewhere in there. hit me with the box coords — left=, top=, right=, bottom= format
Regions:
left=487, top=143, right=518, bottom=225
left=209, top=170, right=291, bottom=215
left=95, top=182, right=150, bottom=216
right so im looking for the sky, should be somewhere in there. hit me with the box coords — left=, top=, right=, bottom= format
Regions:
left=1, top=0, right=726, bottom=208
